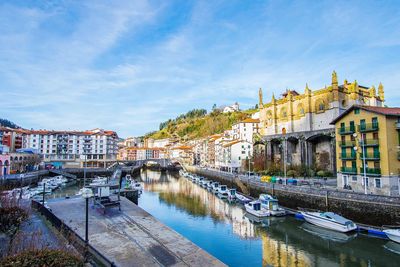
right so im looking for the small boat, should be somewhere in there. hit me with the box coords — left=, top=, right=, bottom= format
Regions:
left=201, top=179, right=209, bottom=187
left=300, top=211, right=357, bottom=233
left=125, top=174, right=132, bottom=181
left=384, top=229, right=400, bottom=243
left=206, top=181, right=213, bottom=189
left=227, top=188, right=237, bottom=201
left=259, top=194, right=286, bottom=216
left=217, top=185, right=228, bottom=199
left=245, top=201, right=270, bottom=218
left=90, top=176, right=107, bottom=186
left=235, top=192, right=251, bottom=204
left=211, top=182, right=220, bottom=193
left=197, top=177, right=204, bottom=184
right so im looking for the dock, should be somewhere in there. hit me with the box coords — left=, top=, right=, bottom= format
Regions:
left=46, top=196, right=226, bottom=267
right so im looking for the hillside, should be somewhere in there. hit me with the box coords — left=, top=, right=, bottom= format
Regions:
left=0, top=118, right=20, bottom=129
left=146, top=109, right=256, bottom=140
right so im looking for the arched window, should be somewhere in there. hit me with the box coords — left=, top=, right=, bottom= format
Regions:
left=280, top=108, right=287, bottom=119
left=297, top=104, right=305, bottom=116
left=315, top=99, right=326, bottom=113
left=0, top=160, right=2, bottom=167
left=266, top=111, right=272, bottom=125
left=4, top=160, right=9, bottom=166
left=14, top=156, right=18, bottom=161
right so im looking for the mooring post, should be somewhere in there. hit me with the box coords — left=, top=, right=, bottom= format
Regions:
left=325, top=190, right=329, bottom=210
left=272, top=183, right=275, bottom=196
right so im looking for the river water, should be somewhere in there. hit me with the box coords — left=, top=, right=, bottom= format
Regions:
left=134, top=170, right=400, bottom=267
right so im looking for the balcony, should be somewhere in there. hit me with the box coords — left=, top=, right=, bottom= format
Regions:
left=338, top=141, right=356, bottom=147
left=360, top=139, right=379, bottom=146
left=360, top=152, right=380, bottom=160
left=341, top=167, right=357, bottom=174
left=360, top=167, right=381, bottom=176
left=339, top=153, right=356, bottom=160
left=338, top=126, right=356, bottom=135
left=359, top=123, right=379, bottom=133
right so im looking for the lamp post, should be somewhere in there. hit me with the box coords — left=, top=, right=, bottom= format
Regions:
left=353, top=133, right=367, bottom=194
left=81, top=187, right=93, bottom=262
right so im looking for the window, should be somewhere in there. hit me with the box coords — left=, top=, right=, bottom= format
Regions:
left=375, top=178, right=381, bottom=188
left=362, top=177, right=369, bottom=187
left=352, top=176, right=357, bottom=181
left=350, top=121, right=355, bottom=131
left=238, top=157, right=241, bottom=160
left=354, top=108, right=360, bottom=114
left=319, top=103, right=325, bottom=111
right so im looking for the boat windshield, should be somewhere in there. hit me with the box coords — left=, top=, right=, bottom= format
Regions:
left=221, top=186, right=227, bottom=190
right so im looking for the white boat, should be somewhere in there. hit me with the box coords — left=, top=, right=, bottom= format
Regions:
left=90, top=176, right=107, bottom=186
left=201, top=179, right=209, bottom=187
left=132, top=181, right=143, bottom=192
left=245, top=201, right=270, bottom=218
left=211, top=182, right=220, bottom=193
left=125, top=174, right=132, bottom=181
left=197, top=177, right=204, bottom=184
left=206, top=181, right=213, bottom=189
left=217, top=185, right=229, bottom=198
left=235, top=192, right=251, bottom=204
left=259, top=194, right=286, bottom=216
left=300, top=211, right=357, bottom=233
left=384, top=229, right=400, bottom=243
left=227, top=188, right=237, bottom=201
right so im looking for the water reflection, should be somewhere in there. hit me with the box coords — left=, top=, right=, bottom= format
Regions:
left=137, top=170, right=400, bottom=267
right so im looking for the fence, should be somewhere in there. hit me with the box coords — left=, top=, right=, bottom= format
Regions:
left=31, top=200, right=116, bottom=267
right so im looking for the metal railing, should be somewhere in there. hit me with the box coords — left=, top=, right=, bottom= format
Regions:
left=341, top=167, right=357, bottom=174
left=338, top=140, right=356, bottom=147
left=339, top=153, right=356, bottom=160
left=360, top=152, right=380, bottom=160
left=359, top=123, right=379, bottom=132
left=32, top=200, right=116, bottom=267
left=360, top=167, right=381, bottom=176
left=338, top=126, right=355, bottom=135
left=360, top=139, right=379, bottom=146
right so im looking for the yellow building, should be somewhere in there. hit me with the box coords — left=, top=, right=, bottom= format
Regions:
left=331, top=105, right=400, bottom=196
left=258, top=71, right=384, bottom=173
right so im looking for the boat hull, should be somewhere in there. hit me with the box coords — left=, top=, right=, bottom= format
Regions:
left=384, top=230, right=400, bottom=243
left=301, top=212, right=357, bottom=233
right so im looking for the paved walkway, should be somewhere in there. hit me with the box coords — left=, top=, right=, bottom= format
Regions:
left=48, top=196, right=226, bottom=267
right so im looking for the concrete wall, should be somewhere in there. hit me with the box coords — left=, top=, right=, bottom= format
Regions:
left=186, top=165, right=400, bottom=226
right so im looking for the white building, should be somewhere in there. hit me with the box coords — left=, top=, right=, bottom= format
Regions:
left=222, top=140, right=253, bottom=173
left=232, top=118, right=260, bottom=144
left=24, top=128, right=118, bottom=168
left=223, top=102, right=240, bottom=113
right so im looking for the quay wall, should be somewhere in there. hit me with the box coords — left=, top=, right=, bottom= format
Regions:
left=186, top=166, right=400, bottom=226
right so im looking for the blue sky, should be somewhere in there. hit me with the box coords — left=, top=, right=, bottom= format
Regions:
left=1, top=0, right=400, bottom=137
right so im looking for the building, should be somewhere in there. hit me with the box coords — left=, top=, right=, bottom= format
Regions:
left=24, top=128, right=118, bottom=168
left=258, top=71, right=384, bottom=174
left=125, top=147, right=166, bottom=161
left=331, top=105, right=400, bottom=196
left=0, top=154, right=10, bottom=177
left=0, top=127, right=24, bottom=152
left=223, top=102, right=240, bottom=113
left=221, top=139, right=253, bottom=173
left=232, top=118, right=260, bottom=143
left=206, top=134, right=222, bottom=167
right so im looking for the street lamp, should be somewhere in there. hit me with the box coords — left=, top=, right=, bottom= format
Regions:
left=353, top=133, right=367, bottom=194
left=81, top=187, right=93, bottom=261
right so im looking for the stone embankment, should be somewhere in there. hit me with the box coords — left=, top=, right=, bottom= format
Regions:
left=185, top=165, right=400, bottom=226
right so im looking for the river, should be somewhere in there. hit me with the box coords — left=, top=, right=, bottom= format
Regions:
left=134, top=170, right=400, bottom=267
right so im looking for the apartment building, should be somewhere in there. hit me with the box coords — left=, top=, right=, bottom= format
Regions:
left=331, top=105, right=400, bottom=196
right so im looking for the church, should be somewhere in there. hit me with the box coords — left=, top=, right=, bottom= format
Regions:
left=257, top=71, right=384, bottom=174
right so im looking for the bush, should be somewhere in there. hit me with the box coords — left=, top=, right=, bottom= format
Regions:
left=287, top=170, right=297, bottom=178
left=0, top=207, right=28, bottom=234
left=0, top=249, right=83, bottom=267
left=316, top=170, right=325, bottom=177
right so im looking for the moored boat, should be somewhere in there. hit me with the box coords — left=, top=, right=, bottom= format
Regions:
left=211, top=182, right=220, bottom=193
left=384, top=229, right=400, bottom=243
left=300, top=211, right=357, bottom=233
left=227, top=188, right=237, bottom=201
left=235, top=192, right=251, bottom=204
left=245, top=201, right=270, bottom=218
left=259, top=194, right=286, bottom=216
left=217, top=185, right=228, bottom=198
